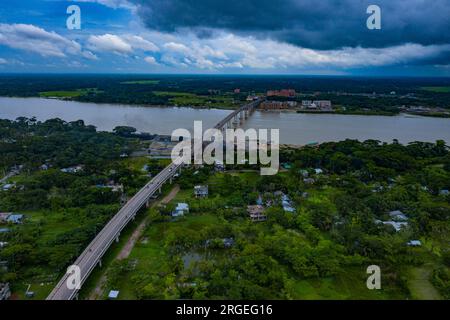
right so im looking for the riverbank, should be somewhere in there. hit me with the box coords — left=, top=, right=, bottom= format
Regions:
left=1, top=96, right=450, bottom=145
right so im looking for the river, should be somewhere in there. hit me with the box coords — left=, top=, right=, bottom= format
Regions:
left=0, top=97, right=449, bottom=145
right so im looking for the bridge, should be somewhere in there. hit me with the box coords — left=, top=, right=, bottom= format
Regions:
left=46, top=98, right=263, bottom=300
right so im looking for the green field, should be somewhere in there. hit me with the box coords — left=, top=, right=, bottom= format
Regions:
left=39, top=88, right=102, bottom=98
left=421, top=86, right=450, bottom=93
left=153, top=91, right=237, bottom=109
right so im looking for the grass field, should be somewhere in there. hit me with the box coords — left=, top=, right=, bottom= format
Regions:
left=153, top=91, right=237, bottom=109
left=288, top=267, right=404, bottom=300
left=39, top=88, right=102, bottom=98
left=407, top=265, right=443, bottom=300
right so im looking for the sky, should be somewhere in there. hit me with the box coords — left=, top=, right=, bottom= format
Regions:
left=0, top=0, right=449, bottom=76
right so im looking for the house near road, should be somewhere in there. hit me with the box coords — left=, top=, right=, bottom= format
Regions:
left=172, top=203, right=189, bottom=217
left=194, top=185, right=209, bottom=198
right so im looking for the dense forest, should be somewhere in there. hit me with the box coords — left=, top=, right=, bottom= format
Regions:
left=0, top=119, right=148, bottom=296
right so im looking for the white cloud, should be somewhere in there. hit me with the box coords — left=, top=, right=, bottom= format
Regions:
left=0, top=58, right=6, bottom=64
left=71, top=0, right=135, bottom=10
left=163, top=42, right=190, bottom=53
left=87, top=34, right=133, bottom=54
left=88, top=34, right=160, bottom=55
left=156, top=32, right=450, bottom=70
left=144, top=56, right=158, bottom=65
left=124, top=35, right=159, bottom=52
left=0, top=23, right=96, bottom=59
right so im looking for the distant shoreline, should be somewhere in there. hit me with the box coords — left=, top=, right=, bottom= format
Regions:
left=1, top=95, right=450, bottom=119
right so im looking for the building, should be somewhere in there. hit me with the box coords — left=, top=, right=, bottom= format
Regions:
left=267, top=89, right=296, bottom=98
left=0, top=283, right=11, bottom=300
left=0, top=242, right=8, bottom=249
left=301, top=100, right=332, bottom=110
left=246, top=95, right=259, bottom=101
left=440, top=189, right=449, bottom=196
left=108, top=290, right=120, bottom=300
left=0, top=213, right=11, bottom=223
left=281, top=194, right=295, bottom=213
left=407, top=240, right=422, bottom=247
left=389, top=210, right=408, bottom=222
left=314, top=168, right=323, bottom=175
left=260, top=101, right=298, bottom=110
left=194, top=185, right=209, bottom=198
left=234, top=88, right=241, bottom=94
left=172, top=203, right=189, bottom=217
left=6, top=214, right=24, bottom=224
left=2, top=184, right=14, bottom=191
left=302, top=100, right=313, bottom=108
left=247, top=205, right=267, bottom=222
left=313, top=100, right=332, bottom=110
left=260, top=101, right=288, bottom=110
left=214, top=160, right=225, bottom=172
left=376, top=220, right=408, bottom=232
left=61, top=165, right=83, bottom=174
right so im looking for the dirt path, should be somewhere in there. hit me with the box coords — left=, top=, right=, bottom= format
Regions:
left=408, top=265, right=443, bottom=300
left=88, top=185, right=180, bottom=300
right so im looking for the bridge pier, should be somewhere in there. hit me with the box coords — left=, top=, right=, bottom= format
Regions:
left=116, top=235, right=120, bottom=243
left=98, top=260, right=102, bottom=268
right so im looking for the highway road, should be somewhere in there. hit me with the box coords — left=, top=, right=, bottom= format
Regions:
left=46, top=163, right=182, bottom=300
left=47, top=98, right=262, bottom=300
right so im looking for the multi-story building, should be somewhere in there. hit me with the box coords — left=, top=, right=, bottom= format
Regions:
left=267, top=89, right=296, bottom=98
left=302, top=100, right=332, bottom=110
left=260, top=101, right=298, bottom=110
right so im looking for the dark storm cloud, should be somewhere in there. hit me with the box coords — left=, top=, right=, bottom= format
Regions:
left=131, top=0, right=450, bottom=49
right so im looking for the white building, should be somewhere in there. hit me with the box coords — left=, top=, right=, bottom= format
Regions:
left=172, top=203, right=189, bottom=217
left=389, top=210, right=408, bottom=222
left=194, top=185, right=209, bottom=198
